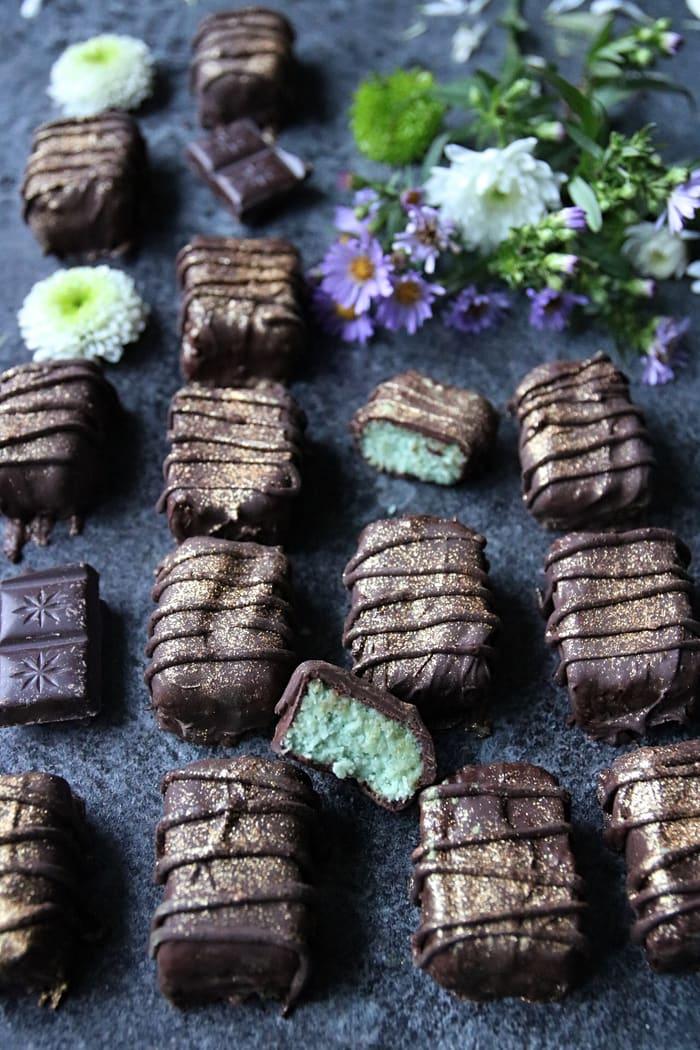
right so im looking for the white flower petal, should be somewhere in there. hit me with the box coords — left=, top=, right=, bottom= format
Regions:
left=20, top=0, right=44, bottom=17
left=451, top=21, right=488, bottom=63
left=622, top=222, right=688, bottom=280
left=590, top=0, right=648, bottom=19
left=48, top=34, right=154, bottom=117
left=546, top=0, right=586, bottom=12
left=688, top=0, right=700, bottom=18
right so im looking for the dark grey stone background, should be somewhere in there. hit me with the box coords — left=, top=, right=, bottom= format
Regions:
left=1, top=0, right=700, bottom=1046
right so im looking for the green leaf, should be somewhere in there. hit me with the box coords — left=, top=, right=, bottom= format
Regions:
left=568, top=176, right=603, bottom=233
left=591, top=72, right=695, bottom=105
left=565, top=121, right=604, bottom=160
left=537, top=68, right=605, bottom=139
left=420, top=130, right=452, bottom=179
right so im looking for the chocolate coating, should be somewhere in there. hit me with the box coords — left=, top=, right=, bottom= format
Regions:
left=510, top=353, right=654, bottom=529
left=272, top=659, right=436, bottom=810
left=599, top=741, right=700, bottom=972
left=177, top=235, right=306, bottom=386
left=150, top=757, right=317, bottom=1013
left=0, top=564, right=101, bottom=727
left=351, top=370, right=498, bottom=483
left=0, top=771, right=86, bottom=1005
left=411, top=763, right=587, bottom=1001
left=145, top=537, right=295, bottom=745
left=342, top=516, right=500, bottom=727
left=0, top=361, right=120, bottom=562
left=157, top=382, right=304, bottom=545
left=190, top=8, right=296, bottom=129
left=542, top=528, right=700, bottom=743
left=21, top=112, right=147, bottom=258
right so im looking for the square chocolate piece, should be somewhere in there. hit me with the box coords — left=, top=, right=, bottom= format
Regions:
left=186, top=119, right=309, bottom=220
left=21, top=112, right=147, bottom=258
left=0, top=361, right=120, bottom=562
left=0, top=771, right=86, bottom=1005
left=150, top=757, right=317, bottom=1013
left=542, top=528, right=700, bottom=743
left=599, top=741, right=700, bottom=973
left=411, top=763, right=587, bottom=1001
left=177, top=235, right=306, bottom=386
left=0, top=564, right=101, bottom=726
left=145, top=537, right=295, bottom=745
left=342, top=516, right=500, bottom=727
left=157, top=382, right=304, bottom=545
left=510, top=353, right=654, bottom=529
left=190, top=9, right=296, bottom=129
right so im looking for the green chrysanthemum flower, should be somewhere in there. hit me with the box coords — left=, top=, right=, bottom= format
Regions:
left=18, top=266, right=148, bottom=364
left=351, top=69, right=446, bottom=166
left=48, top=34, right=154, bottom=117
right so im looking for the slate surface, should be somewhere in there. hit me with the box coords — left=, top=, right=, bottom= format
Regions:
left=1, top=1, right=700, bottom=1047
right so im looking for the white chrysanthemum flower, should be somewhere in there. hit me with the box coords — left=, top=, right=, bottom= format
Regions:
left=18, top=267, right=148, bottom=364
left=687, top=0, right=700, bottom=18
left=48, top=35, right=154, bottom=117
left=687, top=260, right=700, bottom=293
left=425, top=138, right=564, bottom=252
left=622, top=222, right=688, bottom=280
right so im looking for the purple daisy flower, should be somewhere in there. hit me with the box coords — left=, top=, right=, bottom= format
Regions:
left=667, top=171, right=700, bottom=233
left=445, top=286, right=511, bottom=335
left=311, top=285, right=374, bottom=344
left=641, top=316, right=689, bottom=386
left=353, top=188, right=380, bottom=213
left=557, top=207, right=588, bottom=232
left=320, top=236, right=393, bottom=313
left=393, top=205, right=458, bottom=275
left=375, top=273, right=445, bottom=335
left=400, top=187, right=425, bottom=210
left=334, top=205, right=371, bottom=237
left=526, top=287, right=589, bottom=332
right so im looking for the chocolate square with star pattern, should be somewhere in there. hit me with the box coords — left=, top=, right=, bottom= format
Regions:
left=0, top=564, right=101, bottom=726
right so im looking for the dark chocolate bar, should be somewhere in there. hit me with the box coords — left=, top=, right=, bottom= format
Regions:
left=342, top=516, right=500, bottom=727
left=351, top=371, right=498, bottom=485
left=272, top=660, right=436, bottom=810
left=190, top=8, right=296, bottom=129
left=542, top=528, right=700, bottom=743
left=177, top=235, right=306, bottom=386
left=150, top=757, right=317, bottom=1013
left=156, top=382, right=304, bottom=545
left=186, top=119, right=309, bottom=220
left=0, top=564, right=101, bottom=726
left=145, top=537, right=295, bottom=745
left=0, top=361, right=120, bottom=562
left=0, top=771, right=86, bottom=1005
left=599, top=741, right=700, bottom=972
left=21, top=112, right=147, bottom=258
left=510, top=353, right=654, bottom=529
left=411, top=763, right=587, bottom=1001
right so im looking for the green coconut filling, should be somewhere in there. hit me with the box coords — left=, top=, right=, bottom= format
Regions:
left=360, top=421, right=465, bottom=485
left=281, top=680, right=423, bottom=802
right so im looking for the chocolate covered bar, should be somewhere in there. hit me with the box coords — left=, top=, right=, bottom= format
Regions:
left=342, top=516, right=500, bottom=727
left=542, top=528, right=700, bottom=743
left=411, top=763, right=587, bottom=1001
left=351, top=371, right=498, bottom=485
left=272, top=660, right=436, bottom=810
left=150, top=757, right=317, bottom=1013
left=191, top=8, right=296, bottom=129
left=510, top=353, right=654, bottom=529
left=177, top=236, right=306, bottom=386
left=599, top=741, right=700, bottom=972
left=0, top=361, right=120, bottom=561
left=0, top=564, right=101, bottom=726
left=21, top=112, right=147, bottom=258
left=187, top=119, right=309, bottom=221
left=145, top=537, right=295, bottom=745
left=0, top=771, right=86, bottom=1005
left=157, top=382, right=304, bottom=545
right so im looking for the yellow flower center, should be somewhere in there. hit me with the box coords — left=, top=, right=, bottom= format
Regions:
left=335, top=303, right=357, bottom=320
left=350, top=256, right=375, bottom=282
left=395, top=280, right=422, bottom=306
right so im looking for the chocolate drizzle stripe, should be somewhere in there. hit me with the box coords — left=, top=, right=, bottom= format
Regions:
left=155, top=803, right=316, bottom=850
left=421, top=782, right=569, bottom=802
left=414, top=898, right=587, bottom=944
left=151, top=883, right=314, bottom=928
left=146, top=648, right=295, bottom=683
left=525, top=455, right=654, bottom=509
left=352, top=643, right=497, bottom=675
left=0, top=901, right=74, bottom=936
left=0, top=860, right=79, bottom=893
left=411, top=822, right=573, bottom=863
left=344, top=611, right=498, bottom=643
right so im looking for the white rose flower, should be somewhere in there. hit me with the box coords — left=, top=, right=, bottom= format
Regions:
left=424, top=138, right=564, bottom=252
left=622, top=222, right=688, bottom=280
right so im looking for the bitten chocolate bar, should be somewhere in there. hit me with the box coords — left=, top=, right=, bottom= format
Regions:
left=145, top=537, right=295, bottom=745
left=342, top=516, right=500, bottom=727
left=0, top=564, right=101, bottom=727
left=0, top=361, right=120, bottom=561
left=157, top=382, right=304, bottom=545
left=190, top=8, right=296, bottom=129
left=177, top=236, right=306, bottom=386
left=21, top=112, right=147, bottom=258
left=542, top=528, right=700, bottom=743
left=150, top=757, right=317, bottom=1014
left=351, top=371, right=498, bottom=486
left=411, top=763, right=587, bottom=1001
left=599, top=741, right=700, bottom=973
left=0, top=772, right=86, bottom=1005
left=510, top=353, right=654, bottom=529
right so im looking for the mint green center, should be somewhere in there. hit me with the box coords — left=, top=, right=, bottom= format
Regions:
left=360, top=420, right=465, bottom=485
